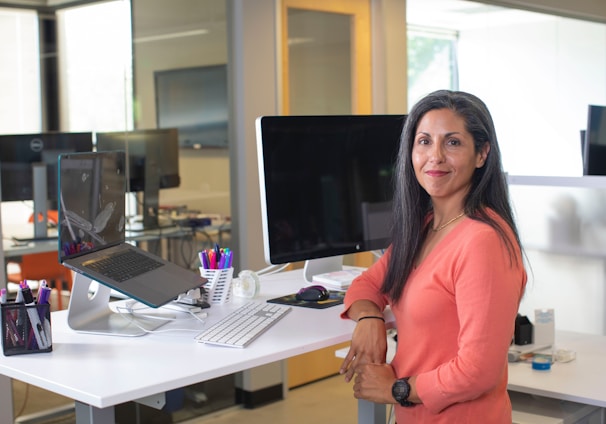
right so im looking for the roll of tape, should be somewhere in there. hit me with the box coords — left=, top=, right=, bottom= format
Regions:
left=532, top=356, right=551, bottom=371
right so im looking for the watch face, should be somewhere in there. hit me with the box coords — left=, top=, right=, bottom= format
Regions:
left=392, top=379, right=410, bottom=402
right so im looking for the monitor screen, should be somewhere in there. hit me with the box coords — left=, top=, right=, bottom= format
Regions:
left=58, top=150, right=127, bottom=262
left=155, top=65, right=228, bottom=149
left=95, top=128, right=181, bottom=228
left=95, top=128, right=180, bottom=191
left=584, top=105, right=606, bottom=175
left=256, top=115, right=405, bottom=271
left=0, top=132, right=94, bottom=204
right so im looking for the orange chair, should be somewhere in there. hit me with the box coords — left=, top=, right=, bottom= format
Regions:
left=7, top=251, right=73, bottom=310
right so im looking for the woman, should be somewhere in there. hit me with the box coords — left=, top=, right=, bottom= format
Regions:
left=339, top=90, right=527, bottom=423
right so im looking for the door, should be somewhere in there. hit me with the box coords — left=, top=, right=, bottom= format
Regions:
left=281, top=0, right=371, bottom=115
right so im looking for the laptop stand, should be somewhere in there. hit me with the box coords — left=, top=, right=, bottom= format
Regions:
left=67, top=273, right=170, bottom=337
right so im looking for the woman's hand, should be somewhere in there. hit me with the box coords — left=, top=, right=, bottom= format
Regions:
left=353, top=363, right=397, bottom=404
left=339, top=301, right=388, bottom=383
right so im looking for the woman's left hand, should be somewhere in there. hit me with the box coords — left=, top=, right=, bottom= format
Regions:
left=353, top=363, right=397, bottom=404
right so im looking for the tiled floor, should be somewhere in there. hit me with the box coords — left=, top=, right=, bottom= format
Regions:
left=12, top=374, right=379, bottom=424
left=182, top=375, right=362, bottom=424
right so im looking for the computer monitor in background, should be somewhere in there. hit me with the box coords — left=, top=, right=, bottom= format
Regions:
left=155, top=65, right=228, bottom=149
left=0, top=132, right=94, bottom=239
left=583, top=105, right=606, bottom=176
left=95, top=128, right=181, bottom=229
left=256, top=115, right=405, bottom=282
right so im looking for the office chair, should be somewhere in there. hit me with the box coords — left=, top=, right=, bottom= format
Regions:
left=6, top=251, right=73, bottom=310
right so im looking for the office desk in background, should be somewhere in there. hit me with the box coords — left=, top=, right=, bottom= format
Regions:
left=0, top=269, right=361, bottom=424
left=2, top=221, right=231, bottom=287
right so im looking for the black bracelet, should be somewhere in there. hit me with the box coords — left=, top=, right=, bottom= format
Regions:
left=357, top=316, right=385, bottom=323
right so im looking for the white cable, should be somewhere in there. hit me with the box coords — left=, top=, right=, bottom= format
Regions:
left=114, top=301, right=209, bottom=334
left=256, top=263, right=291, bottom=275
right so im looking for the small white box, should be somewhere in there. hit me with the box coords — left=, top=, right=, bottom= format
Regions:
left=534, top=308, right=555, bottom=346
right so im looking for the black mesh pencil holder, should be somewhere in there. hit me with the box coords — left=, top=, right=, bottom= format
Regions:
left=1, top=303, right=53, bottom=356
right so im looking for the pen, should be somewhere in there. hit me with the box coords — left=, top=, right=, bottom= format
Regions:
left=15, top=284, right=25, bottom=329
left=214, top=243, right=221, bottom=263
left=20, top=286, right=50, bottom=349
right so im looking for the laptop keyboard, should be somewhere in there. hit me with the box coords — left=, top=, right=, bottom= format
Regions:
left=83, top=249, right=164, bottom=282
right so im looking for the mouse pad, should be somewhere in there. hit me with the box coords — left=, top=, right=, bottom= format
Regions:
left=267, top=291, right=345, bottom=309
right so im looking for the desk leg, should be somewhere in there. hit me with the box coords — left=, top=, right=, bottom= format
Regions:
left=358, top=399, right=386, bottom=424
left=75, top=401, right=115, bottom=424
left=0, top=375, right=14, bottom=422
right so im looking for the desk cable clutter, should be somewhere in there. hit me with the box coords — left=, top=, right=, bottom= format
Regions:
left=1, top=280, right=53, bottom=355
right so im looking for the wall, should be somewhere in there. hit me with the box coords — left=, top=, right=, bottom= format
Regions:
left=456, top=9, right=606, bottom=335
left=475, top=0, right=606, bottom=23
left=459, top=16, right=606, bottom=177
left=510, top=184, right=606, bottom=335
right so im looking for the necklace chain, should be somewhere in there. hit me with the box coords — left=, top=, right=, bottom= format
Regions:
left=432, top=212, right=466, bottom=232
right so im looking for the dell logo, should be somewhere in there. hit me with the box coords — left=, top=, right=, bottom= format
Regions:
left=30, top=137, right=44, bottom=152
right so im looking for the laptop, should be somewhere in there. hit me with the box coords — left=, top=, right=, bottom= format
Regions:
left=58, top=150, right=206, bottom=308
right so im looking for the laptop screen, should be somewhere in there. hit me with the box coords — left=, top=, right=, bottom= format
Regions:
left=58, top=151, right=127, bottom=261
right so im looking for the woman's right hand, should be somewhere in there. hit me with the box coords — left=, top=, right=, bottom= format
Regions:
left=339, top=301, right=388, bottom=383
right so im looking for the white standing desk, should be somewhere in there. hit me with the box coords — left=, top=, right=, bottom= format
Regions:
left=0, top=269, right=362, bottom=424
left=508, top=331, right=606, bottom=409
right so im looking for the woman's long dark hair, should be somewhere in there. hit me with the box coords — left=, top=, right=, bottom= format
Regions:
left=382, top=90, right=522, bottom=303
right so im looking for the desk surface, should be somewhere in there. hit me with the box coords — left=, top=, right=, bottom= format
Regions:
left=0, top=269, right=357, bottom=409
left=508, top=331, right=606, bottom=408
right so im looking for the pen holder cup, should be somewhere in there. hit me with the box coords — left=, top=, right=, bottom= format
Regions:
left=1, top=303, right=52, bottom=356
left=199, top=267, right=234, bottom=305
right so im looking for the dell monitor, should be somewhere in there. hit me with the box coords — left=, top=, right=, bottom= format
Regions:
left=583, top=105, right=606, bottom=176
left=0, top=132, right=93, bottom=239
left=256, top=115, right=405, bottom=282
left=95, top=128, right=181, bottom=229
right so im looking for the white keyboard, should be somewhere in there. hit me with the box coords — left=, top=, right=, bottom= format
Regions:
left=195, top=301, right=291, bottom=348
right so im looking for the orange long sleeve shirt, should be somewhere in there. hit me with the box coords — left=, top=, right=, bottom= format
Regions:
left=342, top=212, right=527, bottom=423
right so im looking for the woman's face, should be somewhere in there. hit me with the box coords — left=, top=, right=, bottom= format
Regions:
left=412, top=108, right=489, bottom=202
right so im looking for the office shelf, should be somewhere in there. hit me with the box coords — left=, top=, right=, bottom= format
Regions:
left=521, top=242, right=606, bottom=259
left=508, top=175, right=606, bottom=259
left=508, top=175, right=606, bottom=189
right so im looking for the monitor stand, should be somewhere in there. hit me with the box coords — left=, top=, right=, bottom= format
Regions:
left=303, top=256, right=343, bottom=283
left=32, top=163, right=49, bottom=239
left=67, top=273, right=169, bottom=337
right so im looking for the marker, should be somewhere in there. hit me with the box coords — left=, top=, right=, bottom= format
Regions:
left=0, top=288, right=6, bottom=304
left=199, top=250, right=209, bottom=269
left=20, top=286, right=50, bottom=349
left=37, top=281, right=52, bottom=305
left=208, top=250, right=217, bottom=269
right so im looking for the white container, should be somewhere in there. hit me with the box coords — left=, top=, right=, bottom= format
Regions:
left=534, top=308, right=555, bottom=347
left=199, top=267, right=234, bottom=304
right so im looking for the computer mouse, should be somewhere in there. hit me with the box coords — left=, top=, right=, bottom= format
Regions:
left=295, top=285, right=329, bottom=301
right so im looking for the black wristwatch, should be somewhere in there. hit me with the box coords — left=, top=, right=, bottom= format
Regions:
left=392, top=377, right=415, bottom=407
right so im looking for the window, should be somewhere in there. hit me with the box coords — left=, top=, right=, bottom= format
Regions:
left=57, top=0, right=133, bottom=132
left=407, top=25, right=458, bottom=106
left=0, top=8, right=41, bottom=134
